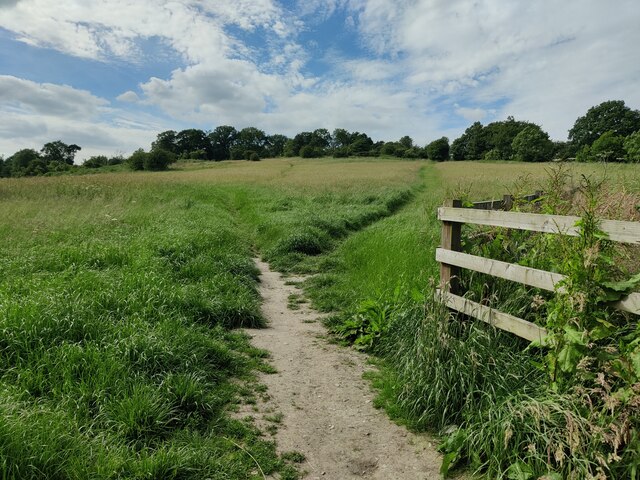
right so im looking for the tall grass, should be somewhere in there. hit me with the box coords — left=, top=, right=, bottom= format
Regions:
left=0, top=176, right=297, bottom=478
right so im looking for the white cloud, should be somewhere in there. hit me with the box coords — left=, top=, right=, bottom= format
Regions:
left=0, top=75, right=107, bottom=118
left=1, top=0, right=639, bottom=153
left=0, top=76, right=168, bottom=159
left=351, top=0, right=640, bottom=138
left=116, top=91, right=140, bottom=103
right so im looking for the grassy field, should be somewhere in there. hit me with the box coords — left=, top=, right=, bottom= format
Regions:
left=1, top=158, right=639, bottom=479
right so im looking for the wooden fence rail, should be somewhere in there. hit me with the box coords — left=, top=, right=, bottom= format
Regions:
left=437, top=193, right=640, bottom=342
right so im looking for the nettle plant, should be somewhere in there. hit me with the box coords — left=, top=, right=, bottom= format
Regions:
left=538, top=175, right=640, bottom=395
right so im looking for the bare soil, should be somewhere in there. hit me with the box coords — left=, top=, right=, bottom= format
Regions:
left=243, top=259, right=443, bottom=479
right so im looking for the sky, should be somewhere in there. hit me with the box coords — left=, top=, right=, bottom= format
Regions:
left=0, top=0, right=639, bottom=160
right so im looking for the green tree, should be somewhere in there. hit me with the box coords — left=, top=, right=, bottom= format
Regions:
left=348, top=132, right=373, bottom=156
left=484, top=117, right=532, bottom=159
left=6, top=148, right=41, bottom=176
left=236, top=127, right=267, bottom=158
left=265, top=134, right=288, bottom=157
left=41, top=140, right=81, bottom=165
left=331, top=128, right=351, bottom=150
left=590, top=131, right=625, bottom=162
left=83, top=155, right=109, bottom=168
left=623, top=131, right=640, bottom=162
left=568, top=100, right=640, bottom=149
left=451, top=122, right=486, bottom=160
left=127, top=149, right=147, bottom=170
left=511, top=125, right=554, bottom=162
left=208, top=125, right=238, bottom=160
left=152, top=130, right=178, bottom=154
left=399, top=135, right=414, bottom=149
left=175, top=129, right=209, bottom=158
left=143, top=149, right=174, bottom=170
left=426, top=137, right=450, bottom=161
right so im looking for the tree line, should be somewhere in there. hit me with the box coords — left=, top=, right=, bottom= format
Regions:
left=1, top=99, right=639, bottom=178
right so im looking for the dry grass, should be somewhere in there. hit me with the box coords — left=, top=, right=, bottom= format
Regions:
left=434, top=161, right=640, bottom=200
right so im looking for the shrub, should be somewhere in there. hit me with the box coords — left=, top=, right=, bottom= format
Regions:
left=83, top=155, right=108, bottom=168
left=624, top=130, right=640, bottom=162
left=127, top=149, right=147, bottom=170
left=230, top=147, right=245, bottom=160
left=590, top=130, right=625, bottom=162
left=107, top=155, right=124, bottom=165
left=144, top=149, right=174, bottom=171
left=511, top=125, right=554, bottom=162
left=426, top=137, right=450, bottom=161
left=299, top=145, right=318, bottom=158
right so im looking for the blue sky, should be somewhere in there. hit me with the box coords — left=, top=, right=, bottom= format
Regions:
left=1, top=0, right=639, bottom=160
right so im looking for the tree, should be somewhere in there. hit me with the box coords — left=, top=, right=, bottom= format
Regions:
left=127, top=149, right=147, bottom=170
left=175, top=129, right=209, bottom=158
left=569, top=100, right=640, bottom=149
left=266, top=134, right=288, bottom=157
left=331, top=128, right=351, bottom=150
left=6, top=148, right=40, bottom=176
left=236, top=127, right=267, bottom=158
left=41, top=140, right=81, bottom=165
left=348, top=132, right=373, bottom=156
left=590, top=131, right=625, bottom=162
left=426, top=137, right=450, bottom=161
left=208, top=125, right=238, bottom=160
left=511, top=125, right=554, bottom=162
left=624, top=131, right=640, bottom=162
left=152, top=130, right=178, bottom=154
left=83, top=155, right=108, bottom=168
left=399, top=136, right=414, bottom=149
left=144, top=149, right=174, bottom=170
left=451, top=122, right=486, bottom=160
left=484, top=117, right=532, bottom=159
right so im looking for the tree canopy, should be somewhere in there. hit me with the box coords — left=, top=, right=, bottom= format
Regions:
left=569, top=100, right=640, bottom=149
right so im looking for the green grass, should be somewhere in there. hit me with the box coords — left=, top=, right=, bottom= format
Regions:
left=1, top=158, right=638, bottom=479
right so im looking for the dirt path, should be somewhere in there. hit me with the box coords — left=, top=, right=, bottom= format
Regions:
left=244, top=259, right=442, bottom=479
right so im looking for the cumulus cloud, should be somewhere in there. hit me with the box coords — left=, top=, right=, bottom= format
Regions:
left=1, top=0, right=639, bottom=152
left=0, top=75, right=107, bottom=118
left=0, top=76, right=169, bottom=159
left=351, top=0, right=640, bottom=138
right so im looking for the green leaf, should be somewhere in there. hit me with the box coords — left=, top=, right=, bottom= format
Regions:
left=603, top=272, right=640, bottom=293
left=558, top=344, right=582, bottom=373
left=563, top=326, right=586, bottom=346
left=630, top=347, right=640, bottom=379
left=440, top=452, right=457, bottom=477
left=507, top=461, right=534, bottom=480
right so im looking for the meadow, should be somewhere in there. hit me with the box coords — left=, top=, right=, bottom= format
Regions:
left=1, top=158, right=638, bottom=478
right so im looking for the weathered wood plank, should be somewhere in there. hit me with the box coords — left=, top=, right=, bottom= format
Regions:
left=439, top=200, right=462, bottom=294
left=439, top=291, right=548, bottom=342
left=613, top=292, right=640, bottom=315
left=435, top=248, right=564, bottom=292
left=437, top=207, right=640, bottom=245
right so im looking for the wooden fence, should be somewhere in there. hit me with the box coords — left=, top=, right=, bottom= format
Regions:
left=436, top=193, right=640, bottom=342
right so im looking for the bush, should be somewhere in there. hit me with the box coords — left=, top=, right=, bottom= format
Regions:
left=624, top=130, right=640, bottom=162
left=230, top=147, right=245, bottom=160
left=83, top=155, right=108, bottom=168
left=299, top=145, right=320, bottom=158
left=511, top=125, right=553, bottom=162
left=245, top=151, right=260, bottom=161
left=127, top=149, right=147, bottom=170
left=590, top=131, right=625, bottom=162
left=144, top=149, right=175, bottom=171
left=426, top=137, right=450, bottom=161
left=107, top=155, right=124, bottom=165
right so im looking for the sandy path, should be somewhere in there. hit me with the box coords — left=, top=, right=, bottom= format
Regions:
left=244, top=259, right=442, bottom=479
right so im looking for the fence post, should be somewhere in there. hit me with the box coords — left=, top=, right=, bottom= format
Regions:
left=502, top=194, right=514, bottom=211
left=439, top=199, right=462, bottom=295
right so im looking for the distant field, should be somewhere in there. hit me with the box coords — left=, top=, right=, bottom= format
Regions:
left=1, top=158, right=638, bottom=478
